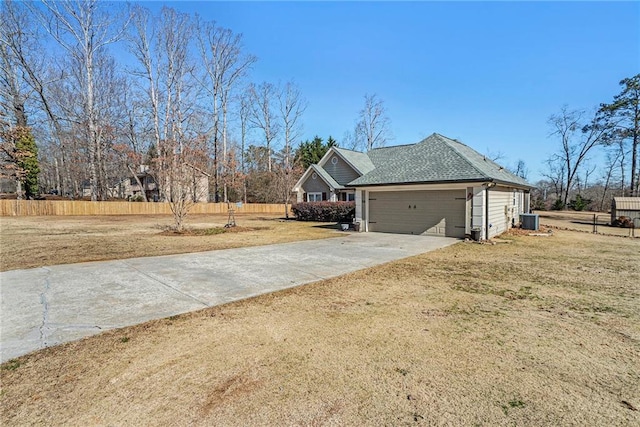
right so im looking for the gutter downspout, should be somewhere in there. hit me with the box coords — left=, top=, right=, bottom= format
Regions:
left=485, top=187, right=490, bottom=240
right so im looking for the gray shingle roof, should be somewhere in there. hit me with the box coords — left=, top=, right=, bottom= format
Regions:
left=349, top=133, right=532, bottom=188
left=333, top=147, right=375, bottom=175
left=311, top=164, right=341, bottom=189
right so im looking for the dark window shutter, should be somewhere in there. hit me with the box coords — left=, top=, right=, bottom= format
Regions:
left=322, top=192, right=327, bottom=201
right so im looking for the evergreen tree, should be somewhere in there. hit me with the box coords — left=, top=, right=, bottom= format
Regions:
left=15, top=127, right=39, bottom=197
left=598, top=74, right=640, bottom=196
left=0, top=125, right=39, bottom=198
left=295, top=135, right=337, bottom=169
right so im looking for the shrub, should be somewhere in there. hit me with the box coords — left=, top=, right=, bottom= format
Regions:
left=552, top=199, right=564, bottom=210
left=568, top=194, right=591, bottom=211
left=292, top=201, right=355, bottom=222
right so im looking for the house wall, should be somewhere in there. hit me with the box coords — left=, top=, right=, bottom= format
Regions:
left=355, top=190, right=364, bottom=224
left=322, top=155, right=360, bottom=186
left=487, top=187, right=529, bottom=238
left=0, top=176, right=17, bottom=193
left=195, top=176, right=209, bottom=203
left=471, top=187, right=486, bottom=239
left=488, top=187, right=512, bottom=238
left=301, top=175, right=330, bottom=200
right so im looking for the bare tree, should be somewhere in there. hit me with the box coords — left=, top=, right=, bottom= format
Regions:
left=237, top=88, right=251, bottom=203
left=598, top=148, right=622, bottom=211
left=248, top=81, right=280, bottom=172
left=512, top=159, right=528, bottom=180
left=0, top=15, right=27, bottom=198
left=542, top=156, right=566, bottom=207
left=277, top=81, right=306, bottom=217
left=354, top=93, right=392, bottom=152
left=129, top=6, right=205, bottom=229
left=196, top=20, right=256, bottom=202
left=152, top=136, right=209, bottom=231
left=1, top=0, right=71, bottom=196
left=547, top=106, right=610, bottom=208
left=485, top=148, right=505, bottom=162
left=0, top=35, right=27, bottom=128
left=29, top=0, right=130, bottom=200
left=598, top=74, right=640, bottom=196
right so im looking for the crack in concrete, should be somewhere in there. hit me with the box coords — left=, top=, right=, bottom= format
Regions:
left=39, top=268, right=52, bottom=349
left=119, top=260, right=210, bottom=307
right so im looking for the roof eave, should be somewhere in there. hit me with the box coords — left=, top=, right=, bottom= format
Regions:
left=351, top=177, right=534, bottom=190
left=491, top=178, right=534, bottom=190
left=351, top=178, right=490, bottom=188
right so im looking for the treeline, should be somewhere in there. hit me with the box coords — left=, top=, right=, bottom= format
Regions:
left=0, top=0, right=340, bottom=204
left=537, top=74, right=640, bottom=211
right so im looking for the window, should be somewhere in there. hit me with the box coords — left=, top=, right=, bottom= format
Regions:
left=312, top=173, right=317, bottom=180
left=347, top=193, right=355, bottom=201
left=307, top=192, right=322, bottom=202
left=331, top=156, right=338, bottom=165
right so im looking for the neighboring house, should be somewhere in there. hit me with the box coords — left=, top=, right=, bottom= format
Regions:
left=0, top=173, right=16, bottom=194
left=611, top=197, right=640, bottom=226
left=109, top=166, right=159, bottom=201
left=293, top=133, right=533, bottom=240
left=109, top=165, right=210, bottom=203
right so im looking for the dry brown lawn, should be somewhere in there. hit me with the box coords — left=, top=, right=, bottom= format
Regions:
left=0, top=214, right=339, bottom=271
left=1, top=229, right=639, bottom=426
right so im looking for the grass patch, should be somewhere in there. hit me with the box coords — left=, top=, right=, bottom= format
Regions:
left=0, top=214, right=339, bottom=271
left=1, top=360, right=20, bottom=371
left=159, top=225, right=270, bottom=236
left=502, top=398, right=526, bottom=415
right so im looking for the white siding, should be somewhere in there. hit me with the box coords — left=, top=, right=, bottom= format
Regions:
left=488, top=188, right=511, bottom=238
left=471, top=187, right=487, bottom=239
left=487, top=187, right=528, bottom=238
left=355, top=190, right=364, bottom=224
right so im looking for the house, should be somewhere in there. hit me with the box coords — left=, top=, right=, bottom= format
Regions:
left=109, top=166, right=159, bottom=201
left=611, top=197, right=640, bottom=226
left=110, top=164, right=210, bottom=203
left=293, top=133, right=533, bottom=240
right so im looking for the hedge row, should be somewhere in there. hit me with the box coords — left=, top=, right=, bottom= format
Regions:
left=292, top=201, right=355, bottom=222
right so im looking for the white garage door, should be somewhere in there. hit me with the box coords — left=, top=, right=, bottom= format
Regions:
left=368, top=190, right=466, bottom=237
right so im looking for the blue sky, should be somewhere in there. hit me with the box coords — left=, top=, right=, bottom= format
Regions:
left=141, top=1, right=639, bottom=182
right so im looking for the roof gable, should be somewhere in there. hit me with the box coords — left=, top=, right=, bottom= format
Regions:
left=331, top=147, right=375, bottom=175
left=293, top=164, right=340, bottom=191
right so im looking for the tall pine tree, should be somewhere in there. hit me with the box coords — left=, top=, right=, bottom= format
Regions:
left=599, top=74, right=640, bottom=196
left=14, top=126, right=39, bottom=198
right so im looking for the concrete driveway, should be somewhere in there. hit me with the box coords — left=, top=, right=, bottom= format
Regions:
left=0, top=233, right=458, bottom=363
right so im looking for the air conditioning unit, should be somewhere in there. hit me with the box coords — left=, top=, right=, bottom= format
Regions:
left=520, top=213, right=539, bottom=231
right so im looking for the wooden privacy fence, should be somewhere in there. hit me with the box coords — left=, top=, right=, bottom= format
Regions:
left=0, top=200, right=290, bottom=216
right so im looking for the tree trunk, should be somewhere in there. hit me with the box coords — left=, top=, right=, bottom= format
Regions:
left=127, top=165, right=147, bottom=202
left=631, top=132, right=638, bottom=197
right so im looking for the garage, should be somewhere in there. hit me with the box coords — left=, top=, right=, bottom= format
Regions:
left=367, top=189, right=466, bottom=237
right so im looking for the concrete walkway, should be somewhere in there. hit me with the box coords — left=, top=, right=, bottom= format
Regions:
left=0, top=233, right=458, bottom=362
